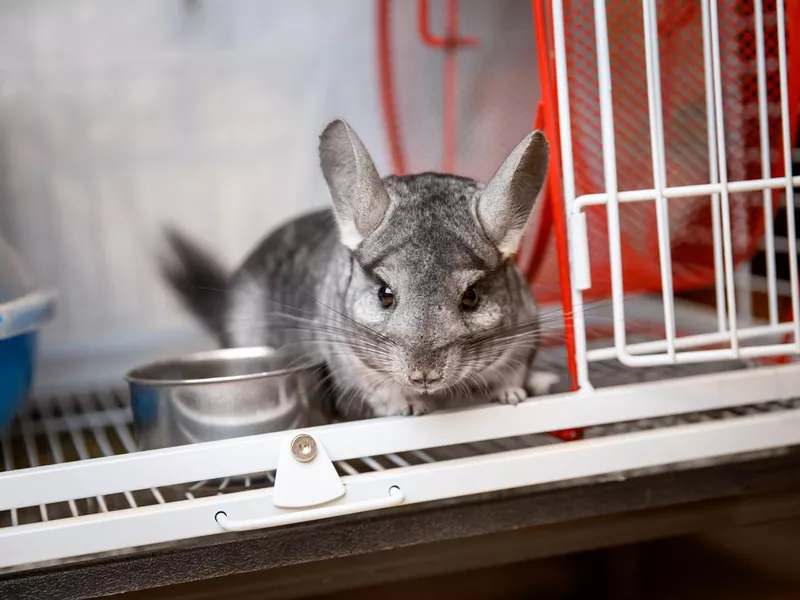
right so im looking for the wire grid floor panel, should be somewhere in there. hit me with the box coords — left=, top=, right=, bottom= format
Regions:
left=2, top=359, right=799, bottom=572
left=2, top=411, right=797, bottom=575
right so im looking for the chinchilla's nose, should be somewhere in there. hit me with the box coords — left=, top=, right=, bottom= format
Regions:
left=409, top=369, right=442, bottom=386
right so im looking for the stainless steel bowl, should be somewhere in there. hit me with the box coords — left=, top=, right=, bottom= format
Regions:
left=125, top=347, right=328, bottom=451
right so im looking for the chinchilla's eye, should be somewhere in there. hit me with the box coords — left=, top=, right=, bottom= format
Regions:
left=461, top=286, right=479, bottom=310
left=377, top=285, right=395, bottom=308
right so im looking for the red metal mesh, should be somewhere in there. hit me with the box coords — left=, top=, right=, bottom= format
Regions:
left=529, top=0, right=797, bottom=304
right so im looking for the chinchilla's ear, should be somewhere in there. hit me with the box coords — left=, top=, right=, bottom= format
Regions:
left=319, top=119, right=390, bottom=250
left=476, top=130, right=549, bottom=257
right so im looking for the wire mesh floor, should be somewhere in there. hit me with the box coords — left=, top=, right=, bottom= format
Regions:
left=1, top=362, right=793, bottom=521
left=1, top=387, right=798, bottom=573
left=1, top=323, right=798, bottom=573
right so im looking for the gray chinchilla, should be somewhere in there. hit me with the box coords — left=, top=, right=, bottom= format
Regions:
left=163, top=119, right=558, bottom=419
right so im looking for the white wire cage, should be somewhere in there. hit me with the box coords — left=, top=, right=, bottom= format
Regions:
left=2, top=0, right=800, bottom=574
left=534, top=0, right=800, bottom=388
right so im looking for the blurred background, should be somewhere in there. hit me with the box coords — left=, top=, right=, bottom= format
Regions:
left=0, top=0, right=540, bottom=390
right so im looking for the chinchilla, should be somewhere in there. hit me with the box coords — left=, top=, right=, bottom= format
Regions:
left=162, top=118, right=558, bottom=419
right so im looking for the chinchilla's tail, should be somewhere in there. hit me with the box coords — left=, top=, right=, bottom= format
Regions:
left=161, top=228, right=227, bottom=341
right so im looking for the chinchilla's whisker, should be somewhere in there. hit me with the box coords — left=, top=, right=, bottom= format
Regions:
left=475, top=332, right=545, bottom=350
left=450, top=376, right=473, bottom=400
left=272, top=308, right=400, bottom=349
left=536, top=298, right=614, bottom=317
left=266, top=303, right=376, bottom=328
left=323, top=346, right=395, bottom=365
left=298, top=345, right=395, bottom=368
left=371, top=376, right=400, bottom=399
left=221, top=295, right=398, bottom=347
left=481, top=303, right=614, bottom=337
left=219, top=320, right=393, bottom=356
left=262, top=338, right=397, bottom=379
left=280, top=330, right=393, bottom=358
left=267, top=314, right=395, bottom=347
left=274, top=336, right=395, bottom=362
left=274, top=315, right=376, bottom=343
left=496, top=356, right=530, bottom=374
left=286, top=287, right=396, bottom=344
left=463, top=310, right=616, bottom=351
left=532, top=308, right=616, bottom=330
left=464, top=325, right=544, bottom=349
left=462, top=370, right=493, bottom=399
left=269, top=318, right=385, bottom=343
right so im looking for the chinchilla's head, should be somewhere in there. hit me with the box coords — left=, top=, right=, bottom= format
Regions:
left=319, top=119, right=548, bottom=397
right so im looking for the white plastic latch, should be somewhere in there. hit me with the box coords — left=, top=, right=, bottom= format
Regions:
left=271, top=433, right=345, bottom=509
left=569, top=212, right=592, bottom=291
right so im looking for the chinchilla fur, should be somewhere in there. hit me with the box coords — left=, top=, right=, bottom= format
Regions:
left=162, top=119, right=558, bottom=419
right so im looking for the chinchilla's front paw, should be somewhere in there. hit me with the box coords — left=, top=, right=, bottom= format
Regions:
left=407, top=398, right=431, bottom=416
left=373, top=394, right=431, bottom=417
left=526, top=370, right=560, bottom=396
left=492, top=387, right=527, bottom=405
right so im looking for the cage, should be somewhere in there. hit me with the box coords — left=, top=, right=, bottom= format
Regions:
left=0, top=0, right=799, bottom=580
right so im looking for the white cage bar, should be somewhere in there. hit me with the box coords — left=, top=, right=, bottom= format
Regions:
left=555, top=0, right=800, bottom=382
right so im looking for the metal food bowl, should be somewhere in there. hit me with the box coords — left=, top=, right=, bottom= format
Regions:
left=125, top=347, right=329, bottom=452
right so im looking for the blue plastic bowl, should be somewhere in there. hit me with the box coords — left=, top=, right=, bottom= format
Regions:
left=0, top=332, right=37, bottom=431
left=0, top=291, right=55, bottom=432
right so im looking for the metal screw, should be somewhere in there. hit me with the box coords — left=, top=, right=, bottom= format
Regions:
left=290, top=434, right=317, bottom=463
